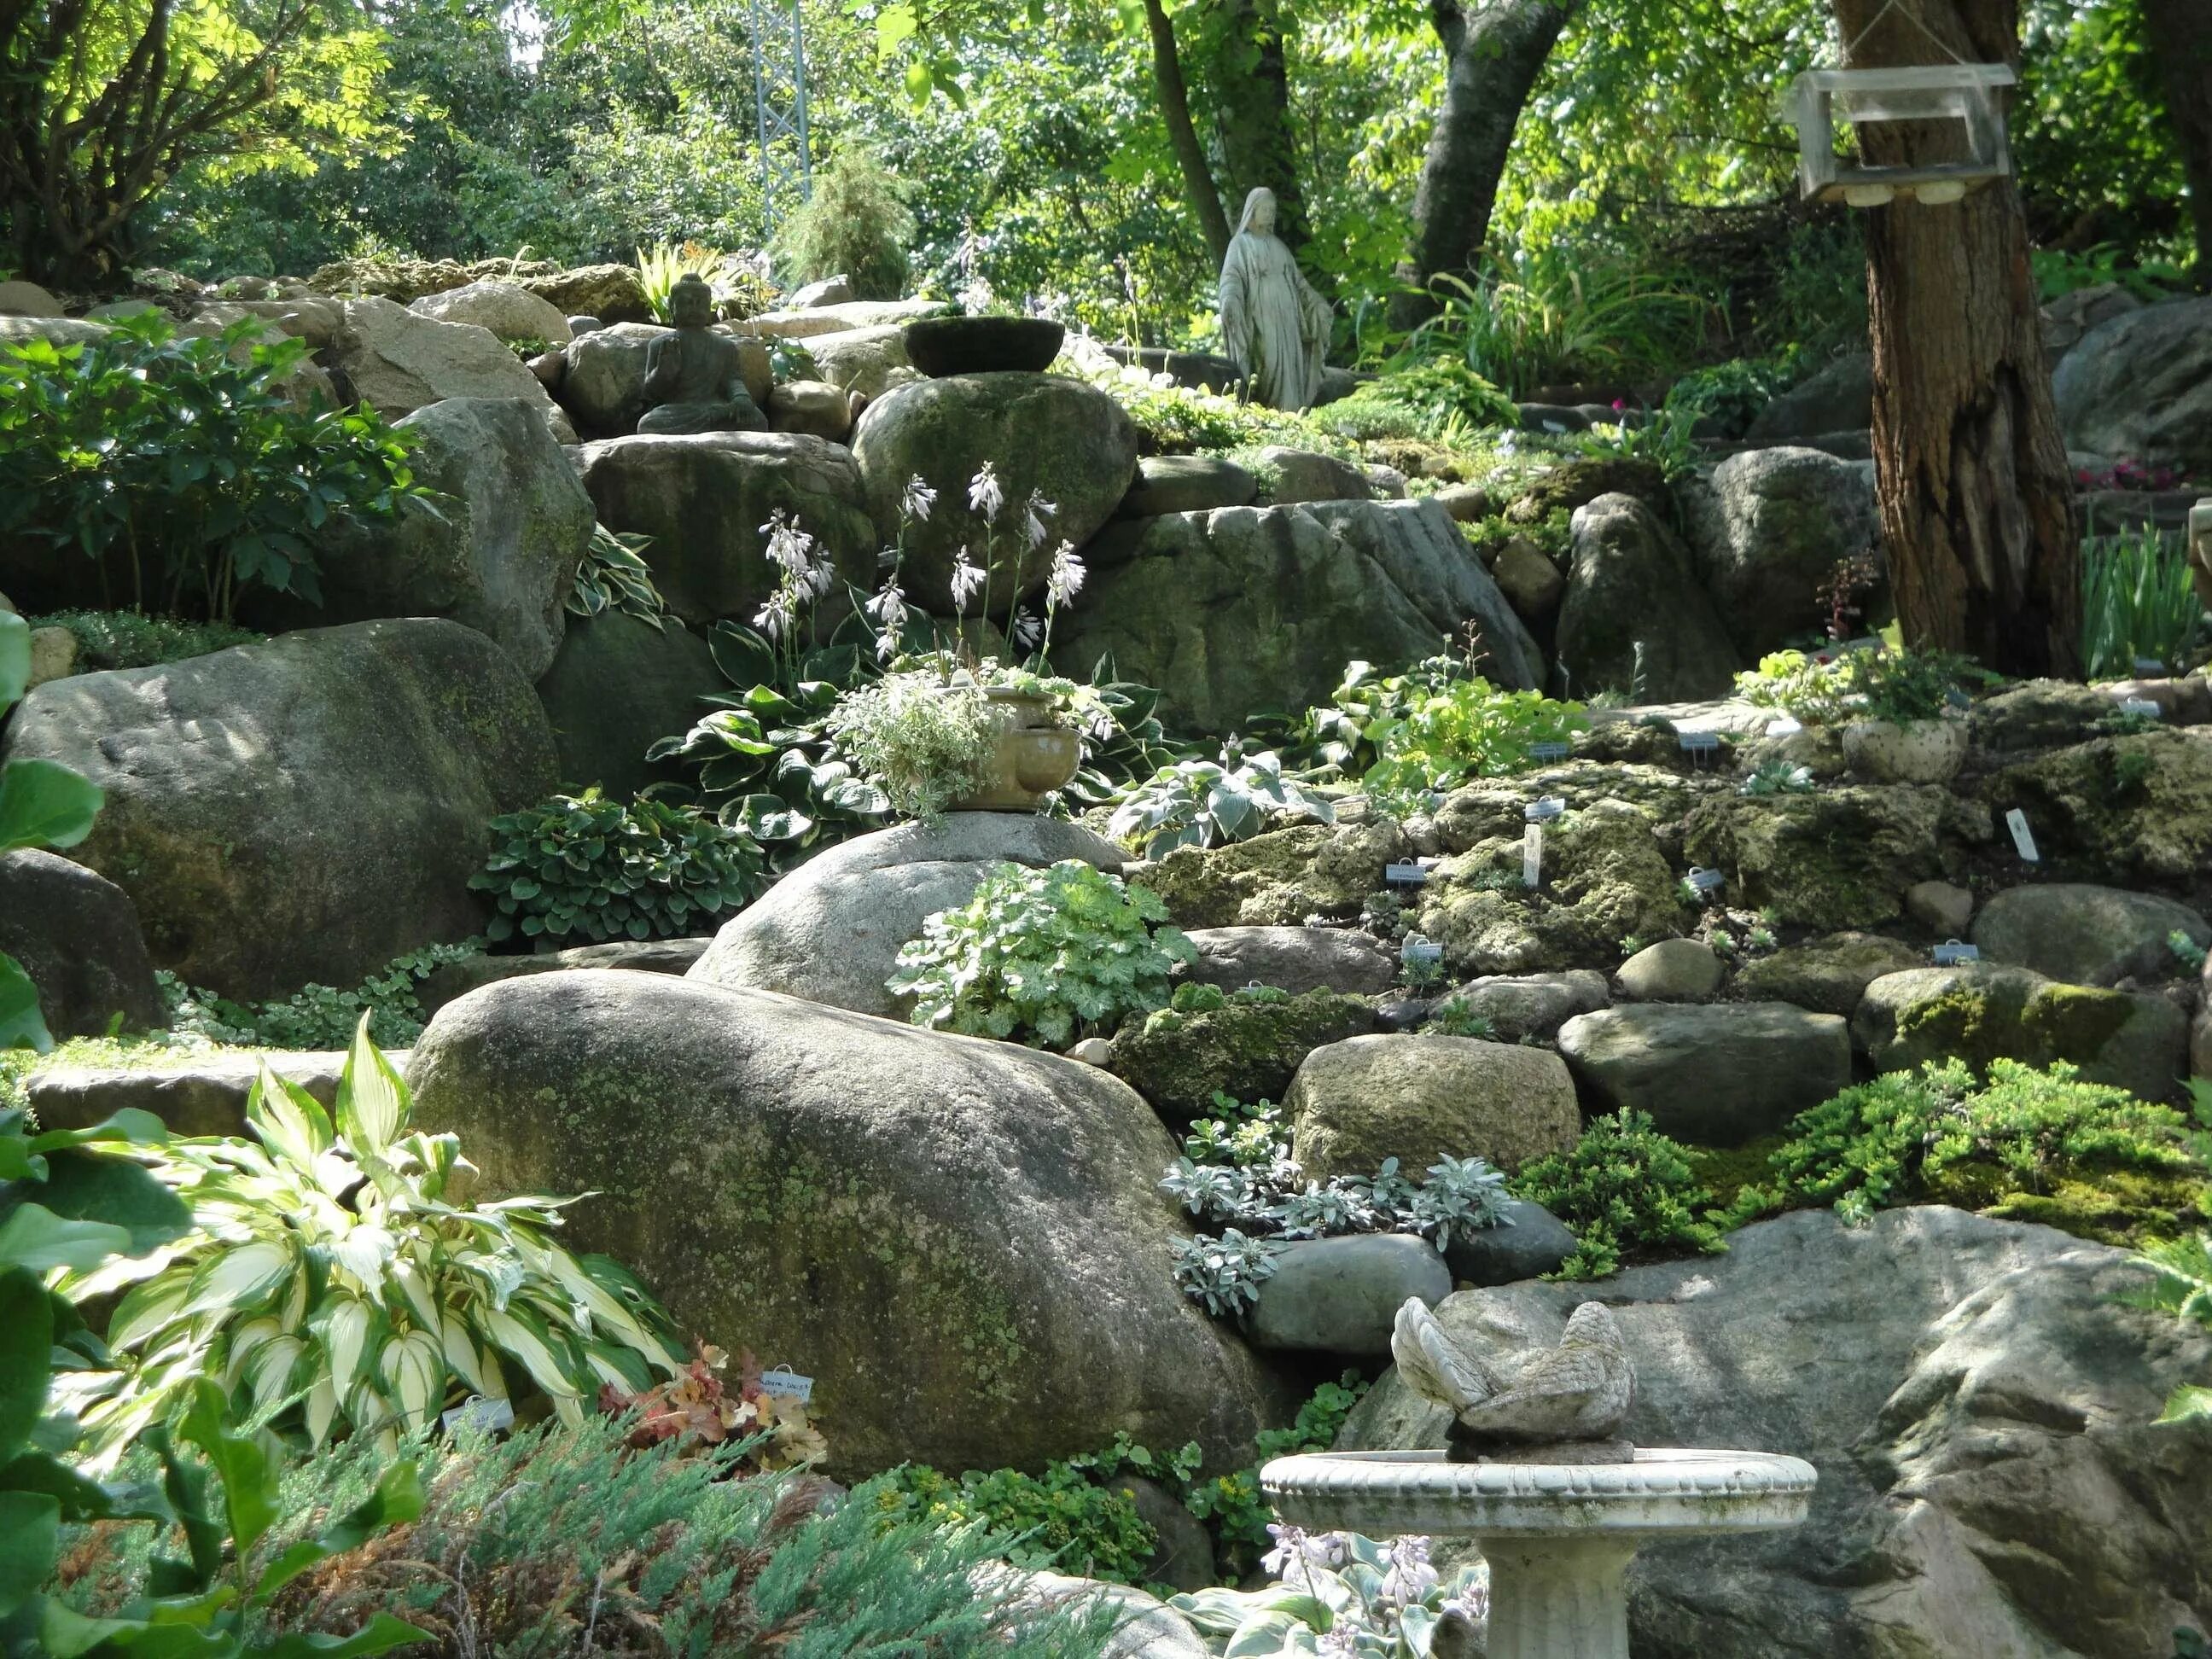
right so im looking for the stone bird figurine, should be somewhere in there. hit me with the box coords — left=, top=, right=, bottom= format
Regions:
left=1392, top=1298, right=1636, bottom=1464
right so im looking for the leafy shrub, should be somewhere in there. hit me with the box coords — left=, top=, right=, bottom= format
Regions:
left=1069, top=360, right=1318, bottom=455
left=1, top=609, right=106, bottom=1049
left=889, top=859, right=1196, bottom=1047
left=771, top=148, right=916, bottom=300
left=65, top=1022, right=685, bottom=1461
left=1425, top=994, right=1497, bottom=1039
left=2080, top=525, right=2207, bottom=680
left=1172, top=1529, right=1484, bottom=1657
left=874, top=1460, right=1159, bottom=1585
left=1183, top=1374, right=1369, bottom=1574
left=1734, top=646, right=1998, bottom=726
left=605, top=1341, right=827, bottom=1472
left=0, top=313, right=422, bottom=622
left=1510, top=1109, right=1737, bottom=1278
left=2131, top=1231, right=2212, bottom=1422
left=160, top=941, right=483, bottom=1051
left=1411, top=251, right=1716, bottom=398
left=26, top=607, right=261, bottom=669
left=1108, top=746, right=1336, bottom=857
left=471, top=789, right=765, bottom=946
left=1666, top=355, right=1794, bottom=440
left=635, top=239, right=772, bottom=322
left=1572, top=394, right=1704, bottom=480
left=1313, top=358, right=1515, bottom=444
left=827, top=669, right=997, bottom=819
left=1359, top=677, right=1589, bottom=814
left=567, top=524, right=671, bottom=630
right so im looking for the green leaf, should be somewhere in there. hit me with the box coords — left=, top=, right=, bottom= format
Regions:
left=0, top=758, right=105, bottom=853
left=254, top=1614, right=434, bottom=1659
left=0, top=1202, right=132, bottom=1274
left=0, top=954, right=52, bottom=1052
left=178, top=1377, right=281, bottom=1563
left=15, top=1146, right=191, bottom=1256
left=256, top=1458, right=422, bottom=1599
left=0, top=1489, right=60, bottom=1617
left=0, top=1268, right=54, bottom=1465
left=335, top=1015, right=409, bottom=1156
left=0, top=614, right=27, bottom=708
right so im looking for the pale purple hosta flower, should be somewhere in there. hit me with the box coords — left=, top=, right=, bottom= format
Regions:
left=948, top=547, right=986, bottom=613
left=1012, top=608, right=1043, bottom=650
left=1260, top=1522, right=1307, bottom=1578
left=753, top=590, right=797, bottom=643
left=1379, top=1534, right=1438, bottom=1610
left=866, top=579, right=910, bottom=661
left=967, top=461, right=1004, bottom=523
left=1022, top=490, right=1055, bottom=550
left=761, top=509, right=815, bottom=574
left=1045, top=540, right=1085, bottom=608
left=901, top=475, right=937, bottom=523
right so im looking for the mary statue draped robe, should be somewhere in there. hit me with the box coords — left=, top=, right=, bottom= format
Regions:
left=1218, top=187, right=1333, bottom=411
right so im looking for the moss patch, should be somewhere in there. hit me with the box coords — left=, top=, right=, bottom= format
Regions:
left=1108, top=990, right=1376, bottom=1123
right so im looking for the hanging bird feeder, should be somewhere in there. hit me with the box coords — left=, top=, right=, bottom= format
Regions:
left=1788, top=61, right=2016, bottom=207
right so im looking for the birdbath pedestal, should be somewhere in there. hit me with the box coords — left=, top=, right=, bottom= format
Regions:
left=1261, top=1448, right=1816, bottom=1659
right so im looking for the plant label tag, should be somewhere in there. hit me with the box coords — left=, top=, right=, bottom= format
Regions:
left=2133, top=657, right=2168, bottom=678
left=1384, top=860, right=1430, bottom=888
left=1528, top=741, right=1571, bottom=763
left=1401, top=937, right=1444, bottom=969
left=2118, top=698, right=2163, bottom=719
left=1945, top=687, right=1973, bottom=711
left=441, top=1395, right=515, bottom=1436
left=1524, top=795, right=1566, bottom=823
left=2005, top=808, right=2040, bottom=862
left=1932, top=940, right=1980, bottom=966
left=1678, top=731, right=1722, bottom=752
left=757, top=1367, right=814, bottom=1404
left=1685, top=865, right=1726, bottom=894
left=1522, top=824, right=1543, bottom=889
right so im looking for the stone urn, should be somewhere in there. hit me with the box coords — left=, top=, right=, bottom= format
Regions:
left=1840, top=715, right=1968, bottom=784
left=904, top=316, right=1066, bottom=377
left=952, top=688, right=1080, bottom=811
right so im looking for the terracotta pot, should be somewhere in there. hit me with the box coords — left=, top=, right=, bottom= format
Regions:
left=952, top=688, right=1080, bottom=811
left=1840, top=717, right=1967, bottom=784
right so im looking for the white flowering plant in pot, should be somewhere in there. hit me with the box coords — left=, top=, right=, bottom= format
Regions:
left=1170, top=1526, right=1487, bottom=1657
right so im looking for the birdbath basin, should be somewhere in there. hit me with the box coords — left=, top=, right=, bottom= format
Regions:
left=1262, top=1447, right=1815, bottom=1659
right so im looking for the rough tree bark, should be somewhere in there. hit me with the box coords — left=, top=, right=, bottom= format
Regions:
left=1830, top=0, right=2080, bottom=678
left=2140, top=0, right=2212, bottom=289
left=1391, top=0, right=1582, bottom=329
left=1140, top=0, right=1232, bottom=265
left=1211, top=0, right=1307, bottom=251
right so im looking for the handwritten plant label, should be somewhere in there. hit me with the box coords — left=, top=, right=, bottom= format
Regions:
left=1385, top=859, right=1436, bottom=888
left=1528, top=741, right=1572, bottom=763
left=1524, top=795, right=1566, bottom=823
left=1932, top=940, right=1980, bottom=966
left=1522, top=824, right=1543, bottom=889
left=2005, top=808, right=2040, bottom=863
left=756, top=1367, right=814, bottom=1405
left=1685, top=866, right=1726, bottom=895
left=1678, top=731, right=1722, bottom=753
left=1401, top=936, right=1444, bottom=969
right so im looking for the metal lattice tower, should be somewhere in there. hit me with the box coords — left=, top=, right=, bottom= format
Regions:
left=750, top=0, right=813, bottom=232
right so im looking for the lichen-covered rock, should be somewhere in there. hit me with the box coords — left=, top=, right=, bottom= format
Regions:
left=410, top=280, right=573, bottom=345
left=1059, top=499, right=1540, bottom=734
left=330, top=297, right=575, bottom=439
left=1554, top=493, right=1738, bottom=702
left=1245, top=1234, right=1452, bottom=1356
left=1440, top=969, right=1610, bottom=1041
left=1182, top=926, right=1396, bottom=997
left=1682, top=785, right=1991, bottom=931
left=416, top=938, right=703, bottom=1017
left=1854, top=964, right=2189, bottom=1103
left=1284, top=1033, right=1580, bottom=1179
left=1743, top=352, right=1872, bottom=442
left=519, top=264, right=651, bottom=323
left=690, top=816, right=1127, bottom=1020
left=0, top=850, right=164, bottom=1038
left=2054, top=293, right=2212, bottom=478
left=534, top=610, right=725, bottom=797
left=1337, top=1206, right=2212, bottom=1659
left=1417, top=799, right=1686, bottom=976
left=853, top=373, right=1138, bottom=612
left=0, top=620, right=555, bottom=998
left=408, top=971, right=1285, bottom=1480
left=1556, top=1002, right=1853, bottom=1144
left=1970, top=882, right=2210, bottom=987
left=27, top=1049, right=366, bottom=1139
left=572, top=433, right=876, bottom=630
left=1108, top=990, right=1376, bottom=1123
left=1119, top=456, right=1257, bottom=519
left=1444, top=1198, right=1578, bottom=1286
left=1615, top=937, right=1722, bottom=1002
left=1729, top=932, right=1924, bottom=1016
left=1967, top=678, right=2115, bottom=754
left=1982, top=729, right=2212, bottom=882
left=803, top=324, right=914, bottom=399
left=1429, top=766, right=1703, bottom=852
left=1133, top=821, right=1412, bottom=930
left=1679, top=446, right=1880, bottom=658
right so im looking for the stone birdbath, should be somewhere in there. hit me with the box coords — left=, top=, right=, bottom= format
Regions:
left=1259, top=1299, right=1816, bottom=1659
left=1260, top=1446, right=1814, bottom=1659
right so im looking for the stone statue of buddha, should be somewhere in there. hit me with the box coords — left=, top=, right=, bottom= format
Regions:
left=637, top=273, right=765, bottom=435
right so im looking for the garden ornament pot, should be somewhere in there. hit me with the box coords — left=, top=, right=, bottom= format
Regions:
left=1840, top=716, right=1967, bottom=784
left=903, top=316, right=1067, bottom=377
left=952, top=688, right=1080, bottom=811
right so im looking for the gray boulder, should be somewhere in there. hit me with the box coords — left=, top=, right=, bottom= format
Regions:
left=408, top=970, right=1286, bottom=1479
left=416, top=937, right=705, bottom=1017
left=28, top=1049, right=371, bottom=1139
left=765, top=379, right=853, bottom=442
left=1246, top=1234, right=1452, bottom=1355
left=1442, top=1198, right=1577, bottom=1286
left=1118, top=456, right=1257, bottom=519
left=1744, top=352, right=1872, bottom=442
left=0, top=279, right=62, bottom=317
left=1490, top=538, right=1565, bottom=623
left=534, top=610, right=723, bottom=796
left=264, top=397, right=592, bottom=678
left=689, top=815, right=1127, bottom=1019
left=1256, top=446, right=1371, bottom=504
left=1730, top=932, right=1925, bottom=1016
left=1970, top=882, right=2210, bottom=987
left=410, top=280, right=573, bottom=346
left=573, top=433, right=877, bottom=630
left=851, top=373, right=1139, bottom=613
left=2042, top=280, right=2142, bottom=364
left=1, top=620, right=555, bottom=998
left=557, top=323, right=773, bottom=437
left=1854, top=963, right=2190, bottom=1103
left=330, top=297, right=575, bottom=440
left=0, top=850, right=164, bottom=1038
left=1556, top=1003, right=1853, bottom=1144
left=1342, top=1206, right=2212, bottom=1659
left=1059, top=498, right=1541, bottom=735
left=788, top=274, right=855, bottom=308
left=520, top=264, right=650, bottom=323
left=2054, top=295, right=2212, bottom=480
left=1615, top=938, right=1722, bottom=1002
left=1555, top=494, right=1738, bottom=703
left=804, top=324, right=915, bottom=399
left=1441, top=969, right=1609, bottom=1043
left=1182, top=926, right=1396, bottom=997
left=1679, top=447, right=1880, bottom=658
left=1285, top=1033, right=1582, bottom=1180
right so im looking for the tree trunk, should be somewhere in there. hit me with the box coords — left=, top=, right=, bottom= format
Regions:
left=2141, top=0, right=2212, bottom=289
left=1211, top=0, right=1306, bottom=251
left=1139, top=0, right=1232, bottom=265
left=1391, top=0, right=1580, bottom=329
left=1831, top=0, right=2080, bottom=678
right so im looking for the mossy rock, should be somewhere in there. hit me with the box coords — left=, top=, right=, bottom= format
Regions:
left=1729, top=932, right=1925, bottom=1016
left=1982, top=729, right=2212, bottom=882
left=1924, top=1158, right=2207, bottom=1249
left=1417, top=798, right=1686, bottom=976
left=1428, top=765, right=1703, bottom=854
left=1132, top=820, right=1411, bottom=930
left=1107, top=988, right=1377, bottom=1123
left=1853, top=964, right=2189, bottom=1103
left=1505, top=456, right=1668, bottom=522
left=1683, top=784, right=1991, bottom=931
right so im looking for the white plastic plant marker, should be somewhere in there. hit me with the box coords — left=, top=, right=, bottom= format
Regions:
left=1765, top=717, right=1803, bottom=737
left=2005, top=808, right=2040, bottom=863
left=1523, top=824, right=1543, bottom=890
left=2118, top=699, right=2163, bottom=719
left=1525, top=795, right=1566, bottom=824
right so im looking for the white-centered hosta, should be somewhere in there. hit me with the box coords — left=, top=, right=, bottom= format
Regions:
left=61, top=1018, right=684, bottom=1464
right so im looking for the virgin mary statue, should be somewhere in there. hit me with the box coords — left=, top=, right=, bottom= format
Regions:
left=1219, top=187, right=1333, bottom=411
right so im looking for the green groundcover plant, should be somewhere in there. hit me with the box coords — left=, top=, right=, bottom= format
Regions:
left=160, top=941, right=482, bottom=1051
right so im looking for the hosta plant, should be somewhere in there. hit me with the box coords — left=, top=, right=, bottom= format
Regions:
left=472, top=788, right=765, bottom=944
left=827, top=668, right=997, bottom=820
left=1108, top=746, right=1336, bottom=858
left=1172, top=1528, right=1486, bottom=1657
left=890, top=859, right=1197, bottom=1046
left=64, top=1019, right=685, bottom=1462
left=568, top=523, right=670, bottom=629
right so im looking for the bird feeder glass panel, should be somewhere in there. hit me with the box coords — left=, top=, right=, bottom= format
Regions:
left=1789, top=64, right=2016, bottom=207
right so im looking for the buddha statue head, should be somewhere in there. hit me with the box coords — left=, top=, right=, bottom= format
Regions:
left=667, top=271, right=716, bottom=329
